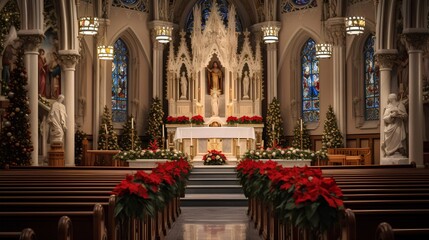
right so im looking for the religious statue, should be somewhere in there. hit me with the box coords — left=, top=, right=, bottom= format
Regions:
left=180, top=71, right=187, bottom=99
left=211, top=89, right=220, bottom=116
left=47, top=94, right=67, bottom=144
left=207, top=61, right=223, bottom=94
left=38, top=48, right=48, bottom=97
left=382, top=93, right=408, bottom=157
left=49, top=52, right=61, bottom=99
left=2, top=26, right=20, bottom=91
left=242, top=71, right=250, bottom=99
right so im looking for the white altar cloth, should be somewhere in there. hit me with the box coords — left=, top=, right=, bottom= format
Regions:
left=174, top=127, right=255, bottom=140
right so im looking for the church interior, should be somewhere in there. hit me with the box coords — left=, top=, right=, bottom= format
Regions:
left=1, top=0, right=429, bottom=240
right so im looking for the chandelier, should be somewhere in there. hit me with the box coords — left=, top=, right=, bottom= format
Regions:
left=78, top=16, right=99, bottom=35
left=315, top=43, right=332, bottom=59
left=155, top=25, right=173, bottom=43
left=262, top=25, right=280, bottom=43
left=345, top=16, right=365, bottom=35
left=97, top=45, right=114, bottom=60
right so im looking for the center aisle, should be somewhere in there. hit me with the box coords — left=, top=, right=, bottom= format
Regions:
left=165, top=207, right=262, bottom=240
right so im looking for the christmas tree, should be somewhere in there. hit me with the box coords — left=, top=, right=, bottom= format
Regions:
left=266, top=97, right=284, bottom=147
left=98, top=106, right=119, bottom=150
left=321, top=105, right=344, bottom=151
left=291, top=119, right=312, bottom=150
left=119, top=115, right=142, bottom=151
left=0, top=51, right=33, bottom=167
left=146, top=98, right=164, bottom=143
left=75, top=129, right=86, bottom=166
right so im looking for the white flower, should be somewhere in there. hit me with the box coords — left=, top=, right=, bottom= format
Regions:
left=292, top=150, right=296, bottom=154
left=124, top=152, right=127, bottom=156
left=300, top=153, right=303, bottom=157
left=308, top=176, right=313, bottom=181
left=156, top=149, right=161, bottom=152
left=311, top=153, right=315, bottom=157
left=272, top=152, right=276, bottom=157
left=280, top=150, right=285, bottom=154
left=216, top=155, right=220, bottom=159
left=256, top=152, right=260, bottom=155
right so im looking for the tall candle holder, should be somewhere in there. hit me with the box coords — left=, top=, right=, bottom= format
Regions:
left=190, top=145, right=194, bottom=161
left=131, top=131, right=134, bottom=150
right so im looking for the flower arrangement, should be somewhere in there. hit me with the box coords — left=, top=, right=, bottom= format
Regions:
left=112, top=158, right=191, bottom=221
left=239, top=115, right=263, bottom=124
left=166, top=115, right=190, bottom=124
left=242, top=147, right=319, bottom=161
left=236, top=159, right=344, bottom=233
left=202, top=150, right=227, bottom=165
left=114, top=148, right=187, bottom=162
left=190, top=115, right=204, bottom=125
left=226, top=116, right=239, bottom=125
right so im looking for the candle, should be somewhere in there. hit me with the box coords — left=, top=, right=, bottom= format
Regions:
left=131, top=117, right=134, bottom=129
left=272, top=124, right=274, bottom=132
left=300, top=119, right=303, bottom=131
left=162, top=124, right=165, bottom=138
left=104, top=124, right=108, bottom=134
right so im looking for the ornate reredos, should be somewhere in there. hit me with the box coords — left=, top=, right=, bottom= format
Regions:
left=167, top=1, right=263, bottom=119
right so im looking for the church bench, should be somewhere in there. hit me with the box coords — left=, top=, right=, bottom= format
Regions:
left=343, top=199, right=429, bottom=210
left=376, top=222, right=429, bottom=240
left=0, top=204, right=106, bottom=240
left=0, top=228, right=36, bottom=240
left=327, top=147, right=372, bottom=165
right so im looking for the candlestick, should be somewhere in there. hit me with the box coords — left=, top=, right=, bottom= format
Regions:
left=104, top=124, right=108, bottom=134
left=131, top=117, right=134, bottom=129
left=272, top=124, right=274, bottom=132
left=300, top=119, right=303, bottom=131
left=162, top=124, right=165, bottom=138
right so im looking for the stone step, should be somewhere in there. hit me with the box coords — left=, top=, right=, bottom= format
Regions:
left=189, top=172, right=237, bottom=179
left=185, top=185, right=243, bottom=194
left=181, top=194, right=248, bottom=207
left=187, top=178, right=240, bottom=185
left=191, top=166, right=237, bottom=173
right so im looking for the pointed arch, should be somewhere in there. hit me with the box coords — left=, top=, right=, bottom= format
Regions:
left=111, top=38, right=129, bottom=122
left=363, top=34, right=379, bottom=121
left=300, top=38, right=320, bottom=123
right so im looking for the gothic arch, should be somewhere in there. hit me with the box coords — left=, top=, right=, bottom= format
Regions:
left=376, top=0, right=398, bottom=50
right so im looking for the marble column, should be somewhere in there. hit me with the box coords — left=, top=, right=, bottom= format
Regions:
left=152, top=40, right=164, bottom=99
left=403, top=31, right=429, bottom=167
left=267, top=43, right=278, bottom=101
left=19, top=33, right=43, bottom=166
left=376, top=50, right=397, bottom=162
left=59, top=51, right=79, bottom=166
left=327, top=18, right=346, bottom=145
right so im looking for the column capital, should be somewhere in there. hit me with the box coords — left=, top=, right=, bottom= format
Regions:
left=326, top=17, right=346, bottom=47
left=19, top=34, right=44, bottom=52
left=402, top=29, right=429, bottom=51
left=375, top=50, right=398, bottom=69
left=58, top=50, right=80, bottom=70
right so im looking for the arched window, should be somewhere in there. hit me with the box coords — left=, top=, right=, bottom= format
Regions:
left=185, top=0, right=242, bottom=33
left=112, top=38, right=129, bottom=122
left=301, top=38, right=320, bottom=122
left=363, top=35, right=379, bottom=121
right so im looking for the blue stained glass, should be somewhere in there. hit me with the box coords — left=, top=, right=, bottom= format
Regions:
left=363, top=35, right=379, bottom=121
left=186, top=0, right=243, bottom=33
left=112, top=38, right=129, bottom=122
left=301, top=38, right=320, bottom=122
left=293, top=0, right=311, bottom=6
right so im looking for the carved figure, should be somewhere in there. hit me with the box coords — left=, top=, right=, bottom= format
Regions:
left=211, top=90, right=219, bottom=116
left=207, top=61, right=223, bottom=94
left=382, top=93, right=408, bottom=157
left=38, top=48, right=48, bottom=97
left=180, top=71, right=187, bottom=99
left=47, top=94, right=67, bottom=144
left=242, top=71, right=250, bottom=98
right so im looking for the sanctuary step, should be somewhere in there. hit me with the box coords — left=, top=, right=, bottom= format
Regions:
left=181, top=166, right=247, bottom=207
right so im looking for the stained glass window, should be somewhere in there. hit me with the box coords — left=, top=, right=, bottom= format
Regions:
left=301, top=38, right=320, bottom=122
left=363, top=35, right=379, bottom=121
left=282, top=0, right=317, bottom=13
left=112, top=38, right=129, bottom=122
left=185, top=0, right=242, bottom=32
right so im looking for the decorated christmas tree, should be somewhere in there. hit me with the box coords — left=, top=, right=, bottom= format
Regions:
left=119, top=115, right=142, bottom=151
left=266, top=97, right=284, bottom=147
left=291, top=119, right=312, bottom=150
left=321, top=105, right=344, bottom=151
left=98, top=106, right=119, bottom=150
left=146, top=97, right=164, bottom=143
left=75, top=129, right=87, bottom=165
left=0, top=51, right=33, bottom=167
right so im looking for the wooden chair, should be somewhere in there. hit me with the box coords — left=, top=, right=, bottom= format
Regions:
left=327, top=154, right=346, bottom=165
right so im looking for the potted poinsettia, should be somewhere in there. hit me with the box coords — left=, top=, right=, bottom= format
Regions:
left=191, top=115, right=204, bottom=125
left=226, top=116, right=239, bottom=125
left=202, top=150, right=227, bottom=165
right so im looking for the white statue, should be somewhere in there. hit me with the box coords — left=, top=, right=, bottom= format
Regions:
left=180, top=71, right=187, bottom=99
left=47, top=94, right=67, bottom=144
left=211, top=89, right=219, bottom=116
left=242, top=71, right=250, bottom=99
left=382, top=93, right=408, bottom=157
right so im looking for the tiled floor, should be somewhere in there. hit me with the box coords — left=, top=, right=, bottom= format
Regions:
left=165, top=207, right=262, bottom=240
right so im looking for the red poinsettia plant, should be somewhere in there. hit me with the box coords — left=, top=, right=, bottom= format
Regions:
left=238, top=115, right=264, bottom=124
left=236, top=159, right=344, bottom=233
left=202, top=150, right=227, bottom=165
left=166, top=116, right=190, bottom=124
left=226, top=116, right=239, bottom=125
left=112, top=158, right=191, bottom=221
left=190, top=115, right=204, bottom=125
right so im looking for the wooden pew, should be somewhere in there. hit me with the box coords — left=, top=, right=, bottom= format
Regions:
left=0, top=203, right=106, bottom=240
left=0, top=228, right=36, bottom=240
left=327, top=148, right=371, bottom=165
left=376, top=222, right=429, bottom=240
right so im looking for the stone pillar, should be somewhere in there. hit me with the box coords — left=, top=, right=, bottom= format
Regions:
left=403, top=31, right=429, bottom=167
left=59, top=50, right=79, bottom=166
left=19, top=33, right=43, bottom=166
left=327, top=17, right=346, bottom=145
left=152, top=40, right=164, bottom=99
left=376, top=50, right=397, bottom=163
left=267, top=43, right=278, bottom=101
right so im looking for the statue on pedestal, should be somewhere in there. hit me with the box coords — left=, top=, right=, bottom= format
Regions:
left=47, top=94, right=67, bottom=144
left=180, top=71, right=187, bottom=99
left=207, top=61, right=223, bottom=94
left=242, top=71, right=250, bottom=99
left=211, top=89, right=220, bottom=116
left=382, top=93, right=408, bottom=157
